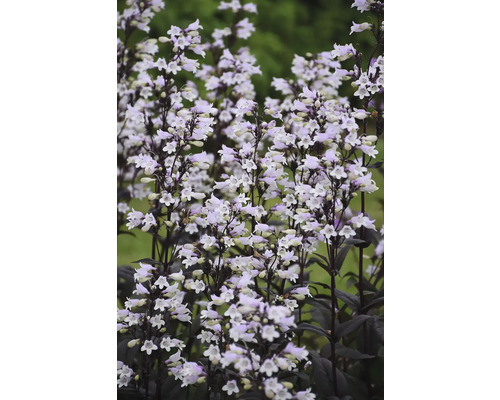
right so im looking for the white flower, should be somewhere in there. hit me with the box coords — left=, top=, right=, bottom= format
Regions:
left=275, top=388, right=293, bottom=400
left=154, top=276, right=168, bottom=289
left=234, top=357, right=252, bottom=373
left=154, top=298, right=169, bottom=312
left=261, top=325, right=280, bottom=342
left=118, top=202, right=130, bottom=214
left=141, top=340, right=158, bottom=355
left=330, top=165, right=347, bottom=180
left=142, top=213, right=157, bottom=232
left=260, top=358, right=279, bottom=377
left=222, top=380, right=239, bottom=395
left=150, top=314, right=165, bottom=329
left=350, top=213, right=376, bottom=230
left=350, top=21, right=373, bottom=35
left=339, top=225, right=356, bottom=239
left=320, top=224, right=337, bottom=239
left=163, top=141, right=176, bottom=154
left=197, top=330, right=214, bottom=344
left=297, top=389, right=316, bottom=400
left=242, top=159, right=257, bottom=172
left=354, top=84, right=370, bottom=99
left=117, top=375, right=130, bottom=388
left=203, top=344, right=221, bottom=363
left=192, top=280, right=206, bottom=294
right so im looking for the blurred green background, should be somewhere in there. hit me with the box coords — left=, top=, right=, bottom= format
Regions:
left=119, top=0, right=376, bottom=100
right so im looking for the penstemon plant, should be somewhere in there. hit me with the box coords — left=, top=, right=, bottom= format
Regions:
left=117, top=0, right=384, bottom=399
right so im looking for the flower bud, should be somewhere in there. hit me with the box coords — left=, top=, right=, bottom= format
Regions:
left=127, top=339, right=140, bottom=348
left=190, top=140, right=204, bottom=147
left=141, top=177, right=156, bottom=183
left=358, top=22, right=372, bottom=31
left=170, top=273, right=185, bottom=281
left=353, top=111, right=368, bottom=120
left=193, top=268, right=204, bottom=275
left=365, top=135, right=378, bottom=142
left=344, top=143, right=352, bottom=151
left=148, top=193, right=160, bottom=200
left=135, top=374, right=140, bottom=381
left=158, top=36, right=169, bottom=43
left=119, top=328, right=128, bottom=334
left=212, top=297, right=224, bottom=306
left=166, top=221, right=174, bottom=227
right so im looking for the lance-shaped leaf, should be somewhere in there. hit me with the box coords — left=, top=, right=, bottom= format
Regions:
left=335, top=315, right=372, bottom=338
left=294, top=322, right=331, bottom=339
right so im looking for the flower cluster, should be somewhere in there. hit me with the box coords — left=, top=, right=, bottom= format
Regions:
left=117, top=0, right=384, bottom=398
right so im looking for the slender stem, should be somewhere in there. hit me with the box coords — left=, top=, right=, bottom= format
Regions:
left=330, top=248, right=339, bottom=397
left=298, top=251, right=305, bottom=347
left=330, top=273, right=339, bottom=396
